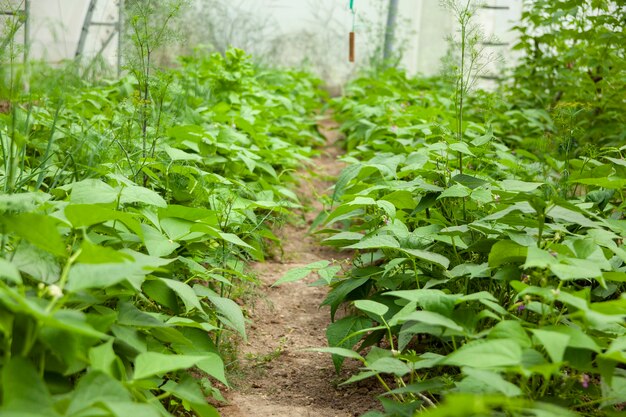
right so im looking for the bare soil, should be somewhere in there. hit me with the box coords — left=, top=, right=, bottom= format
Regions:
left=218, top=117, right=382, bottom=417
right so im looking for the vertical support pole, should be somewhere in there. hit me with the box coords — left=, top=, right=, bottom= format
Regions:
left=383, top=0, right=399, bottom=63
left=76, top=0, right=97, bottom=58
left=23, top=0, right=30, bottom=92
left=349, top=31, right=355, bottom=62
left=117, top=0, right=123, bottom=76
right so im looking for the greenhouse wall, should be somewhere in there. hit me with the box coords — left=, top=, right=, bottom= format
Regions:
left=3, top=0, right=522, bottom=83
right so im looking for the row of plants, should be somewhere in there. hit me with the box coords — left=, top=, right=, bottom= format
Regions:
left=312, top=63, right=626, bottom=416
left=305, top=0, right=626, bottom=413
left=0, top=48, right=324, bottom=416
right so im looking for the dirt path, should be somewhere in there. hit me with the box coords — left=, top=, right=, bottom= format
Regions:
left=218, top=117, right=381, bottom=417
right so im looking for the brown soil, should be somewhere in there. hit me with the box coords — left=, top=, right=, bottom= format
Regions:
left=218, top=117, right=383, bottom=417
left=0, top=100, right=10, bottom=114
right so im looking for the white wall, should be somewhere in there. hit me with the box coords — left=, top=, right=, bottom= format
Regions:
left=2, top=0, right=119, bottom=66
left=183, top=0, right=522, bottom=84
left=2, top=0, right=523, bottom=83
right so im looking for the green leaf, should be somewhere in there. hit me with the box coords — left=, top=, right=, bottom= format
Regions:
left=346, top=235, right=400, bottom=250
left=443, top=339, right=523, bottom=368
left=89, top=340, right=118, bottom=377
left=0, top=258, right=22, bottom=284
left=531, top=329, right=570, bottom=363
left=488, top=240, right=528, bottom=267
left=367, top=357, right=411, bottom=376
left=66, top=371, right=130, bottom=415
left=160, top=278, right=204, bottom=313
left=133, top=352, right=210, bottom=380
left=571, top=177, right=626, bottom=189
left=354, top=299, right=389, bottom=317
left=499, top=180, right=543, bottom=192
left=2, top=357, right=57, bottom=415
left=603, top=271, right=626, bottom=282
left=461, top=367, right=522, bottom=397
left=326, top=315, right=372, bottom=372
left=0, top=213, right=65, bottom=256
left=547, top=205, right=597, bottom=228
left=450, top=142, right=475, bottom=156
left=218, top=232, right=254, bottom=250
left=438, top=184, right=470, bottom=199
left=333, top=164, right=362, bottom=201
left=195, top=352, right=228, bottom=385
left=398, top=247, right=450, bottom=269
left=389, top=310, right=463, bottom=332
left=68, top=179, right=118, bottom=204
left=141, top=224, right=180, bottom=257
left=272, top=260, right=330, bottom=286
left=65, top=204, right=143, bottom=236
left=487, top=321, right=532, bottom=349
left=207, top=295, right=247, bottom=341
left=119, top=185, right=167, bottom=207
left=451, top=174, right=487, bottom=190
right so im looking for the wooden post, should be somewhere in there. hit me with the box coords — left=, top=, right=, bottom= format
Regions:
left=349, top=31, right=355, bottom=62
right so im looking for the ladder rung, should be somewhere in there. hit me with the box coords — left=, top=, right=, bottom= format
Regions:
left=481, top=41, right=510, bottom=46
left=90, top=22, right=117, bottom=27
left=0, top=11, right=25, bottom=16
left=480, top=5, right=510, bottom=10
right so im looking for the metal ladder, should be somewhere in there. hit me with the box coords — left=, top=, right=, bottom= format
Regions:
left=75, top=0, right=124, bottom=74
left=0, top=0, right=30, bottom=58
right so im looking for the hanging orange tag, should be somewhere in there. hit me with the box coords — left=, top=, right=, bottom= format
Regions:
left=349, top=31, right=355, bottom=62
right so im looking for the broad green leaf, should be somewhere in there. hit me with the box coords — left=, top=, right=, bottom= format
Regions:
left=385, top=289, right=459, bottom=316
left=346, top=235, right=400, bottom=250
left=218, top=232, right=254, bottom=250
left=0, top=213, right=65, bottom=256
left=367, top=357, right=411, bottom=376
left=398, top=247, right=450, bottom=269
left=68, top=179, right=118, bottom=204
left=1, top=357, right=57, bottom=414
left=438, top=184, right=470, bottom=199
left=141, top=224, right=180, bottom=257
left=354, top=299, right=389, bottom=317
left=531, top=329, right=571, bottom=363
left=451, top=174, right=487, bottom=189
left=603, top=271, right=626, bottom=282
left=443, top=339, right=523, bottom=368
left=570, top=177, right=626, bottom=189
left=499, top=180, right=543, bottom=192
left=547, top=205, right=597, bottom=228
left=105, top=403, right=161, bottom=417
left=162, top=377, right=221, bottom=417
left=133, top=352, right=206, bottom=380
left=89, top=340, right=118, bottom=377
left=461, top=367, right=522, bottom=397
left=195, top=352, right=228, bottom=385
left=488, top=240, right=527, bottom=267
left=332, top=164, right=362, bottom=201
left=119, top=185, right=167, bottom=207
left=66, top=371, right=130, bottom=415
left=207, top=295, right=247, bottom=341
left=524, top=246, right=556, bottom=269
left=160, top=278, right=204, bottom=313
left=0, top=259, right=22, bottom=284
left=389, top=310, right=463, bottom=332
left=487, top=321, right=532, bottom=349
left=77, top=240, right=133, bottom=264
left=326, top=315, right=372, bottom=372
left=540, top=325, right=600, bottom=352
left=450, top=142, right=475, bottom=156
left=272, top=260, right=330, bottom=286
left=65, top=204, right=143, bottom=236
